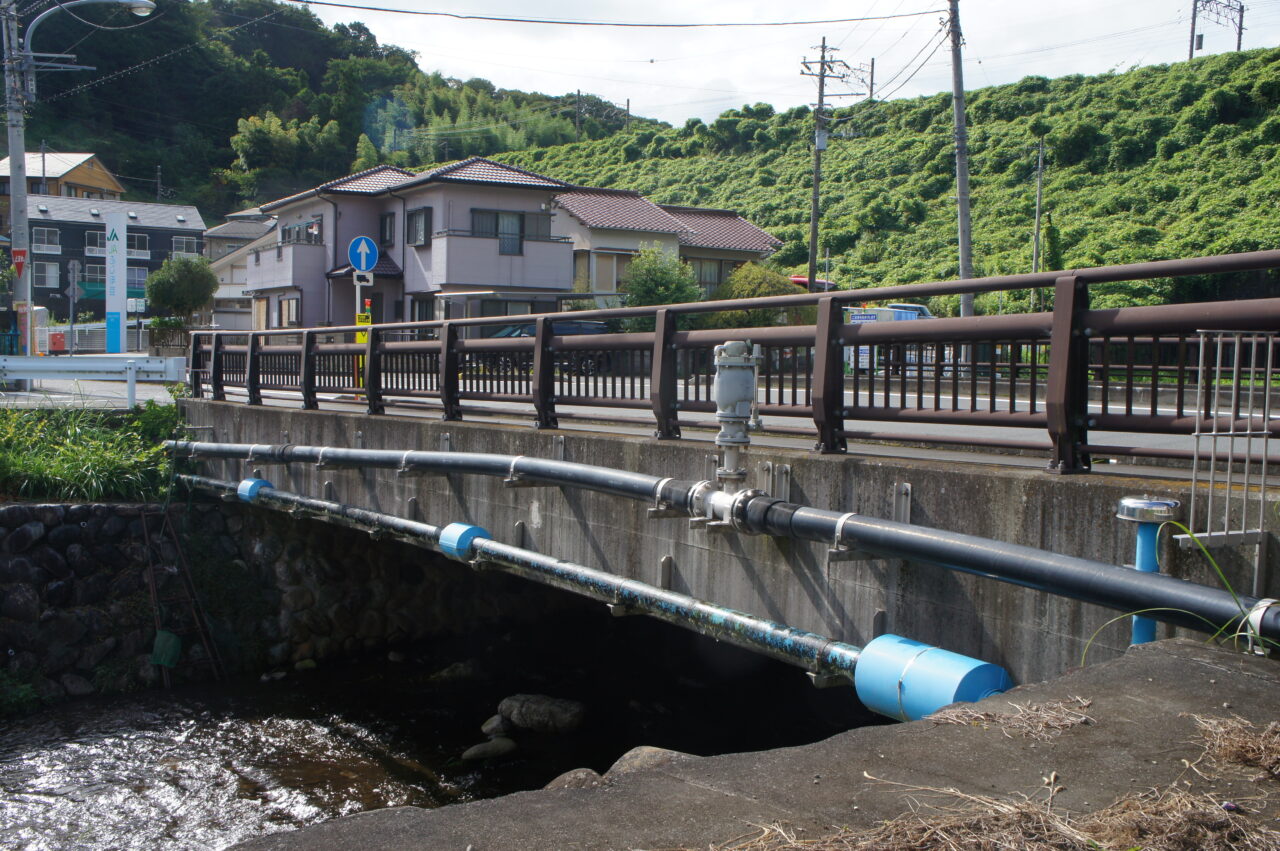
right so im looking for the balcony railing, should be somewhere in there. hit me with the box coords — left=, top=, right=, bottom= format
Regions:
left=189, top=249, right=1280, bottom=473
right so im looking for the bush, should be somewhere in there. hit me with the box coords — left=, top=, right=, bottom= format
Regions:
left=0, top=404, right=177, bottom=501
left=622, top=243, right=703, bottom=330
left=145, top=256, right=218, bottom=323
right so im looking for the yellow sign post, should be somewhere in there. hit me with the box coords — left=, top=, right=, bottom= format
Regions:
left=354, top=312, right=371, bottom=386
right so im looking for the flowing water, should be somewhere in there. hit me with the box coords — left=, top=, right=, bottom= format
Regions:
left=0, top=616, right=871, bottom=850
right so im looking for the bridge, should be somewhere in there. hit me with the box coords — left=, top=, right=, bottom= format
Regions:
left=176, top=250, right=1280, bottom=697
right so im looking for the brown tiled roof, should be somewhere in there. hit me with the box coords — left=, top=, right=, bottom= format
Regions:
left=261, top=165, right=415, bottom=212
left=660, top=205, right=781, bottom=254
left=327, top=254, right=403, bottom=278
left=555, top=189, right=686, bottom=233
left=402, top=156, right=568, bottom=190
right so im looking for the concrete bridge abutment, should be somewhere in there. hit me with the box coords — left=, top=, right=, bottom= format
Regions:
left=180, top=400, right=1279, bottom=685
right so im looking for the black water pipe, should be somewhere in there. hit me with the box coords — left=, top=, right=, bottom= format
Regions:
left=177, top=473, right=864, bottom=682
left=167, top=441, right=1280, bottom=644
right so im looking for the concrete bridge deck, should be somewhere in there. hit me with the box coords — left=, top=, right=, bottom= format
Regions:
left=235, top=639, right=1280, bottom=850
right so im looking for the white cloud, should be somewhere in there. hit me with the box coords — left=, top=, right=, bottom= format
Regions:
left=305, top=0, right=1280, bottom=125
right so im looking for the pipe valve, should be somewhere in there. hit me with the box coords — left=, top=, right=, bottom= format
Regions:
left=713, top=340, right=756, bottom=492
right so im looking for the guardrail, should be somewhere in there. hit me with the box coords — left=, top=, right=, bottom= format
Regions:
left=0, top=355, right=185, bottom=406
left=189, top=249, right=1280, bottom=473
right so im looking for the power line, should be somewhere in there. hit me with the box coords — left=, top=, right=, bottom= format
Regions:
left=877, top=28, right=950, bottom=101
left=283, top=0, right=946, bottom=29
left=43, top=9, right=282, bottom=102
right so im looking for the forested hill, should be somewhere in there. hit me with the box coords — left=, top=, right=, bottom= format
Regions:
left=499, top=48, right=1280, bottom=311
left=24, top=0, right=652, bottom=216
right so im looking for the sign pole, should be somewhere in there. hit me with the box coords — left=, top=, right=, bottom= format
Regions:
left=66, top=258, right=80, bottom=355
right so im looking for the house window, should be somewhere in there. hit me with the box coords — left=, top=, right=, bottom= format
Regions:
left=470, top=209, right=552, bottom=256
left=127, top=233, right=149, bottom=252
left=127, top=267, right=147, bottom=288
left=411, top=297, right=435, bottom=322
left=32, top=227, right=60, bottom=253
left=62, top=185, right=76, bottom=197
left=84, top=264, right=106, bottom=283
left=281, top=217, right=322, bottom=244
left=172, top=236, right=199, bottom=256
left=407, top=207, right=432, bottom=246
left=32, top=261, right=59, bottom=288
left=281, top=297, right=300, bottom=328
left=379, top=212, right=396, bottom=246
left=0, top=181, right=8, bottom=195
left=86, top=230, right=106, bottom=251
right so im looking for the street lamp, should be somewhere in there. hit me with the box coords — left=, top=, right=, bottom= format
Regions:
left=3, top=0, right=155, bottom=360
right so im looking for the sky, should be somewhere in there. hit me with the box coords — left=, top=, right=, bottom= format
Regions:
left=296, top=0, right=1280, bottom=126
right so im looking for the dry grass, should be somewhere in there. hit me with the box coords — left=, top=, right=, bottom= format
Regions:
left=654, top=711, right=1280, bottom=851
left=925, top=696, right=1095, bottom=741
left=678, top=784, right=1279, bottom=851
left=1191, top=714, right=1280, bottom=780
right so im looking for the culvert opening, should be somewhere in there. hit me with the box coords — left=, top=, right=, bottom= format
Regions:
left=0, top=507, right=888, bottom=850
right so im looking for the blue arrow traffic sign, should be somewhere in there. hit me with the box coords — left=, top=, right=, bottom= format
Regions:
left=348, top=236, right=379, bottom=272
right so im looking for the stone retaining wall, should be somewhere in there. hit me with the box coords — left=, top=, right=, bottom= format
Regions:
left=0, top=500, right=567, bottom=709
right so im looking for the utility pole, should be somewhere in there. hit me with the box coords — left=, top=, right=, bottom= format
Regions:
left=575, top=89, right=581, bottom=142
left=800, top=37, right=854, bottom=291
left=853, top=57, right=875, bottom=100
left=38, top=137, right=45, bottom=193
left=948, top=0, right=975, bottom=316
left=625, top=98, right=630, bottom=129
left=155, top=164, right=162, bottom=202
left=4, top=0, right=33, bottom=360
left=1188, top=0, right=1245, bottom=59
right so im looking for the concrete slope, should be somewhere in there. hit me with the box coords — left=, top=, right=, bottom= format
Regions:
left=236, top=639, right=1280, bottom=851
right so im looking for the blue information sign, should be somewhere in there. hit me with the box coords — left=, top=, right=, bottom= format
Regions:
left=348, top=236, right=378, bottom=272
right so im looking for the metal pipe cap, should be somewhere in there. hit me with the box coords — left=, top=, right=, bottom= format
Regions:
left=1116, top=496, right=1181, bottom=523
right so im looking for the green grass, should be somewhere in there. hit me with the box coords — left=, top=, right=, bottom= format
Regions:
left=0, top=402, right=180, bottom=502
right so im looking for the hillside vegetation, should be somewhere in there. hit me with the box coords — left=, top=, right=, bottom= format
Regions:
left=499, top=49, right=1280, bottom=312
left=27, top=0, right=648, bottom=214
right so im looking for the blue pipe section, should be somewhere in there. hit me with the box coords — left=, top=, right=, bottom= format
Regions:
left=1131, top=522, right=1161, bottom=644
left=180, top=475, right=1014, bottom=720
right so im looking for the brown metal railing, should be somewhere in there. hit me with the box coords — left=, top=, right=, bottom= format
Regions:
left=190, top=250, right=1280, bottom=472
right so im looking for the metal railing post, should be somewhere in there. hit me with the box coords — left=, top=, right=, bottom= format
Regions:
left=1045, top=274, right=1091, bottom=473
left=439, top=322, right=461, bottom=421
left=209, top=334, right=225, bottom=402
left=531, top=316, right=558, bottom=429
left=812, top=296, right=847, bottom=453
left=246, top=332, right=262, bottom=406
left=364, top=326, right=384, bottom=415
left=188, top=332, right=204, bottom=399
left=650, top=308, right=680, bottom=439
left=300, top=330, right=318, bottom=410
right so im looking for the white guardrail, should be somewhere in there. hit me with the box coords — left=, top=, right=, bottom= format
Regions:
left=0, top=356, right=186, bottom=407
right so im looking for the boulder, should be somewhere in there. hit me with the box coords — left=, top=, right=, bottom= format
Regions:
left=44, top=580, right=72, bottom=607
left=42, top=611, right=88, bottom=646
left=481, top=713, right=515, bottom=738
left=0, top=505, right=31, bottom=527
left=0, top=556, right=35, bottom=584
left=1, top=583, right=41, bottom=622
left=32, top=506, right=65, bottom=527
left=605, top=745, right=692, bottom=778
left=498, top=694, right=587, bottom=734
left=29, top=546, right=69, bottom=580
left=100, top=514, right=129, bottom=538
left=461, top=736, right=516, bottom=761
left=77, top=637, right=118, bottom=671
left=543, top=768, right=604, bottom=790
left=60, top=673, right=95, bottom=697
left=4, top=522, right=46, bottom=554
left=32, top=675, right=65, bottom=701
left=46, top=523, right=82, bottom=549
left=281, top=586, right=315, bottom=612
left=64, top=544, right=96, bottom=577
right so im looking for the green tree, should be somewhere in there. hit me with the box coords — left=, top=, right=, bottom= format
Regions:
left=146, top=257, right=219, bottom=323
left=708, top=263, right=812, bottom=327
left=622, top=244, right=702, bottom=330
left=351, top=133, right=380, bottom=171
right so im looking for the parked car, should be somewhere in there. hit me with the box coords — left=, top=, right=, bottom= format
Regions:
left=489, top=318, right=613, bottom=375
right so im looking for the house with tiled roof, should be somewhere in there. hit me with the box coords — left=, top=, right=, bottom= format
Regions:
left=0, top=153, right=124, bottom=231
left=552, top=189, right=779, bottom=296
left=241, top=156, right=778, bottom=329
left=245, top=159, right=575, bottom=328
